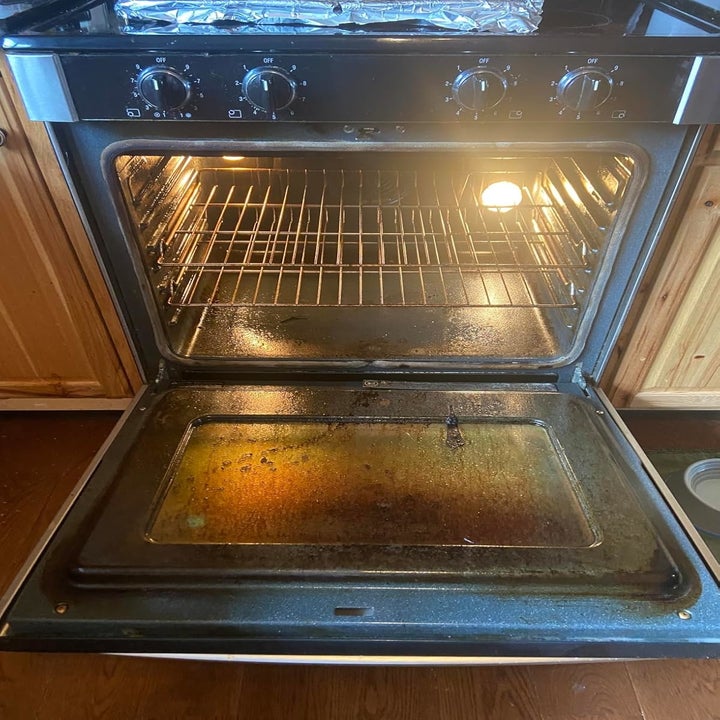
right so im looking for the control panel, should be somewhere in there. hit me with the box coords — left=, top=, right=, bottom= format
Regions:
left=52, top=53, right=696, bottom=123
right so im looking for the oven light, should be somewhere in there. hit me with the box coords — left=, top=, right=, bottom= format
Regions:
left=222, top=155, right=246, bottom=161
left=481, top=181, right=523, bottom=212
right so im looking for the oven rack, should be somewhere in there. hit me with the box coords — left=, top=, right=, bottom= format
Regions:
left=149, top=167, right=607, bottom=310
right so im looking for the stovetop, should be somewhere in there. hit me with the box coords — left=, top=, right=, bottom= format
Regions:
left=3, top=0, right=719, bottom=53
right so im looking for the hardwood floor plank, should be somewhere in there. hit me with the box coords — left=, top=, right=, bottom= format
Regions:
left=627, top=659, right=720, bottom=720
left=230, top=665, right=544, bottom=720
left=526, top=662, right=644, bottom=720
left=0, top=654, right=246, bottom=720
left=234, top=666, right=433, bottom=720
left=434, top=666, right=542, bottom=720
left=0, top=412, right=119, bottom=593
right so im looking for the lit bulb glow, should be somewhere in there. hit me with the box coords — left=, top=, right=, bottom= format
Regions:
left=481, top=181, right=523, bottom=212
left=222, top=155, right=246, bottom=161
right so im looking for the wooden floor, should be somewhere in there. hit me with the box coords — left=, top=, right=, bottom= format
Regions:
left=1, top=411, right=719, bottom=720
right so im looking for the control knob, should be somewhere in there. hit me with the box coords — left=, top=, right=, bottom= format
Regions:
left=452, top=68, right=508, bottom=112
left=557, top=67, right=613, bottom=113
left=242, top=67, right=297, bottom=114
left=137, top=67, right=191, bottom=111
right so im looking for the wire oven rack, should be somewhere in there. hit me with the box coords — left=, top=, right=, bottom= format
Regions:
left=152, top=166, right=602, bottom=309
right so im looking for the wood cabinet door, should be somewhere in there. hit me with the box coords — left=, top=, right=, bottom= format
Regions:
left=604, top=127, right=720, bottom=409
left=0, top=61, right=141, bottom=406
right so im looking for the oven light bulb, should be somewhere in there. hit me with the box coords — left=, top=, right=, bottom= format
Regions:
left=222, top=155, right=246, bottom=161
left=481, top=181, right=523, bottom=212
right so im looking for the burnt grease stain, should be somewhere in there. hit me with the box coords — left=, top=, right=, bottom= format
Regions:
left=278, top=315, right=308, bottom=325
left=445, top=411, right=465, bottom=450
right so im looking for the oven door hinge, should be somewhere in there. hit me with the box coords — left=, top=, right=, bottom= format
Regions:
left=153, top=358, right=171, bottom=389
left=572, top=364, right=592, bottom=396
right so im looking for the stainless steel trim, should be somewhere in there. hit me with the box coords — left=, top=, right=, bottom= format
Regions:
left=45, top=125, right=147, bottom=382
left=674, top=57, right=720, bottom=125
left=6, top=54, right=78, bottom=123
left=595, top=388, right=720, bottom=584
left=0, top=387, right=149, bottom=624
left=674, top=57, right=703, bottom=125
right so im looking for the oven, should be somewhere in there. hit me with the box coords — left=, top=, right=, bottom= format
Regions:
left=2, top=0, right=720, bottom=660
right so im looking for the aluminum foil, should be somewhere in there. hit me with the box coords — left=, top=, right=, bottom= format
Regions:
left=115, top=0, right=543, bottom=32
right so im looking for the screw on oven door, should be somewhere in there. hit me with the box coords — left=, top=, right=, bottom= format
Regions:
left=0, top=128, right=8, bottom=147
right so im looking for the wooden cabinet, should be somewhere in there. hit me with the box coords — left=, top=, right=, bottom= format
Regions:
left=0, top=56, right=142, bottom=409
left=603, top=127, right=720, bottom=409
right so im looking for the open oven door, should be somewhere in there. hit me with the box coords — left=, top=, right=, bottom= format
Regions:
left=3, top=122, right=720, bottom=660
left=2, top=378, right=720, bottom=660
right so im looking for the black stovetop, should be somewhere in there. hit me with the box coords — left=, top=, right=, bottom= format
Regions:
left=3, top=0, right=719, bottom=51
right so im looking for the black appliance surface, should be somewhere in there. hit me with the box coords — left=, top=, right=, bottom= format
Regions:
left=0, top=0, right=74, bottom=33
left=2, top=0, right=720, bottom=663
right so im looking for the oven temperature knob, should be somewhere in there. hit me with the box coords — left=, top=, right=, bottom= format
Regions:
left=242, top=67, right=297, bottom=114
left=452, top=68, right=507, bottom=112
left=557, top=68, right=613, bottom=113
left=137, top=67, right=192, bottom=111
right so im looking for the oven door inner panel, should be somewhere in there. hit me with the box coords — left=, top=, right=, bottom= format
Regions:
left=63, top=385, right=685, bottom=593
left=5, top=382, right=711, bottom=656
left=148, top=416, right=596, bottom=548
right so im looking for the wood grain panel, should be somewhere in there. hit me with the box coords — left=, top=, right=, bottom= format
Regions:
left=0, top=54, right=143, bottom=394
left=604, top=127, right=720, bottom=407
left=0, top=379, right=104, bottom=398
left=0, top=397, right=131, bottom=410
left=632, top=390, right=720, bottom=409
left=627, top=660, right=720, bottom=720
left=527, top=663, right=644, bottom=720
left=0, top=59, right=137, bottom=399
left=641, top=175, right=720, bottom=395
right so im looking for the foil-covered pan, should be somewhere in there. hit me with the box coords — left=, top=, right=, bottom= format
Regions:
left=115, top=0, right=543, bottom=32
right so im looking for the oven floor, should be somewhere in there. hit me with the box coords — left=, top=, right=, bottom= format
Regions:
left=170, top=305, right=571, bottom=362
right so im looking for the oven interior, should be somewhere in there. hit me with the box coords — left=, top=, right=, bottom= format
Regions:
left=114, top=150, right=637, bottom=365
